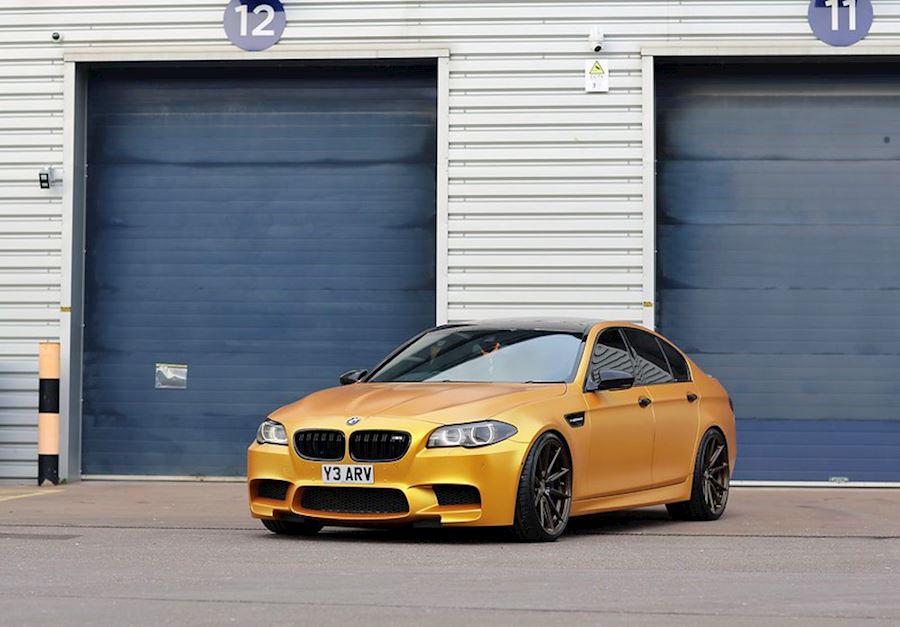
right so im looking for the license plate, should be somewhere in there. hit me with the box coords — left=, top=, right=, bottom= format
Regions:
left=321, top=464, right=374, bottom=484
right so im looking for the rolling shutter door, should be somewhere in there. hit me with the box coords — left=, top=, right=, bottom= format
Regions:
left=82, top=62, right=437, bottom=476
left=657, top=60, right=900, bottom=482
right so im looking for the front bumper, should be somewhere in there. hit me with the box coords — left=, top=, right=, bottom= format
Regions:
left=247, top=437, right=528, bottom=527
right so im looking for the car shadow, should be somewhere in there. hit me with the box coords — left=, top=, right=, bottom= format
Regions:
left=261, top=507, right=676, bottom=545
left=565, top=507, right=674, bottom=536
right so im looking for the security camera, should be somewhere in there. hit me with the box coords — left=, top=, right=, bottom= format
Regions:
left=589, top=27, right=604, bottom=53
left=51, top=32, right=62, bottom=42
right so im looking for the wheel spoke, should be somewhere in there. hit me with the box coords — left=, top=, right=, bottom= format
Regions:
left=708, top=463, right=728, bottom=475
left=539, top=445, right=552, bottom=478
left=707, top=444, right=724, bottom=467
left=714, top=484, right=724, bottom=508
left=709, top=476, right=726, bottom=492
left=546, top=447, right=561, bottom=475
left=547, top=467, right=570, bottom=483
left=548, top=488, right=569, bottom=499
left=548, top=495, right=564, bottom=520
left=537, top=497, right=548, bottom=528
left=541, top=497, right=554, bottom=529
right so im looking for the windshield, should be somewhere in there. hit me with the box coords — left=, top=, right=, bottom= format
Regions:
left=368, top=328, right=585, bottom=384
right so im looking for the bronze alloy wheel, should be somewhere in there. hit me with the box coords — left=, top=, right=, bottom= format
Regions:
left=513, top=432, right=573, bottom=541
left=666, top=428, right=730, bottom=522
left=700, top=430, right=730, bottom=516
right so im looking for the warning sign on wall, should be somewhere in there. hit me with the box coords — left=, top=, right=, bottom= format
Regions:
left=584, top=60, right=609, bottom=93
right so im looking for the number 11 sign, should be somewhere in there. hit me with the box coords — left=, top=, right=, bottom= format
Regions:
left=808, top=0, right=874, bottom=47
left=224, top=0, right=286, bottom=51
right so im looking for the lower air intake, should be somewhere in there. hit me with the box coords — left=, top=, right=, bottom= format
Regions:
left=300, top=487, right=408, bottom=515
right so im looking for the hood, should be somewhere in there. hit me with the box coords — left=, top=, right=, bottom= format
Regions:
left=269, top=382, right=568, bottom=431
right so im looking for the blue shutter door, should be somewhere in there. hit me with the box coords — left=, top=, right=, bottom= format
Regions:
left=657, top=61, right=900, bottom=482
left=82, top=63, right=437, bottom=476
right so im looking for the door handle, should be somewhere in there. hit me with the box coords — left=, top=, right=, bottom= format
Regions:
left=638, top=397, right=652, bottom=408
left=686, top=393, right=699, bottom=403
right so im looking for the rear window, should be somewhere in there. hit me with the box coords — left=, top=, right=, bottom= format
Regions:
left=623, top=329, right=675, bottom=386
left=659, top=339, right=691, bottom=382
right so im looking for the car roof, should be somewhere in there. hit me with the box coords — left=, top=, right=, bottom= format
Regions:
left=437, top=318, right=598, bottom=336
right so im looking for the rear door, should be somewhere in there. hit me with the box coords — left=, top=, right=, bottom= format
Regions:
left=583, top=328, right=654, bottom=496
left=623, top=329, right=699, bottom=487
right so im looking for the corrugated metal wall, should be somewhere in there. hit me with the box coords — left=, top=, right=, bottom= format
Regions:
left=2, top=1, right=900, bottom=480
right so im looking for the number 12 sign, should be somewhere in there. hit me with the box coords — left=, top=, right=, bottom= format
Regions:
left=224, top=0, right=286, bottom=51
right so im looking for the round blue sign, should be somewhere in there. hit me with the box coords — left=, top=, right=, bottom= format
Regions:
left=223, top=0, right=286, bottom=52
left=808, top=0, right=874, bottom=47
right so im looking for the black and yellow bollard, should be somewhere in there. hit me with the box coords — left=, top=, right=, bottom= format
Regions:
left=38, top=341, right=60, bottom=486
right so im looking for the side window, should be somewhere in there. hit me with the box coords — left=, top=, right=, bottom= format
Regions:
left=588, top=328, right=635, bottom=386
left=623, top=329, right=675, bottom=386
left=659, top=339, right=691, bottom=382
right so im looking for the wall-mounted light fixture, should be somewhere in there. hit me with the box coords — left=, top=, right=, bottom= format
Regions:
left=38, top=166, right=62, bottom=189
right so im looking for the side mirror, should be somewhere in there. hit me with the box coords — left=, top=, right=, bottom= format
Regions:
left=339, top=369, right=368, bottom=386
left=585, top=369, right=635, bottom=393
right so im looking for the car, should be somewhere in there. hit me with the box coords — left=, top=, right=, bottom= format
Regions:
left=247, top=319, right=736, bottom=542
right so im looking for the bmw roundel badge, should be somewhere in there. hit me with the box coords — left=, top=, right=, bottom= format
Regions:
left=346, top=416, right=361, bottom=426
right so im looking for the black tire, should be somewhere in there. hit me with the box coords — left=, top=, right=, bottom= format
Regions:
left=261, top=518, right=324, bottom=536
left=666, top=428, right=730, bottom=521
left=512, top=432, right=573, bottom=542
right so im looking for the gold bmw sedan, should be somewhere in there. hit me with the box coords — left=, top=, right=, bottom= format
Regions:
left=248, top=319, right=736, bottom=542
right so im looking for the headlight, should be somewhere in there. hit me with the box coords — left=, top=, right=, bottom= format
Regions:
left=427, top=420, right=517, bottom=449
left=256, top=419, right=288, bottom=446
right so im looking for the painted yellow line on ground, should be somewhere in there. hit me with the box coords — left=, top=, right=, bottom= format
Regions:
left=0, top=489, right=62, bottom=503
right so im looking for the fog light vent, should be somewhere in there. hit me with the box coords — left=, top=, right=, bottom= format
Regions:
left=433, top=484, right=481, bottom=506
left=257, top=479, right=290, bottom=501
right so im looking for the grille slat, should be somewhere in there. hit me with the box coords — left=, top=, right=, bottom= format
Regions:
left=294, top=429, right=345, bottom=461
left=349, top=430, right=410, bottom=462
left=301, top=487, right=409, bottom=514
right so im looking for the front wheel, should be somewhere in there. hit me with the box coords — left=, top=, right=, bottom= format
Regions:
left=667, top=428, right=730, bottom=521
left=262, top=518, right=323, bottom=536
left=512, top=432, right=573, bottom=542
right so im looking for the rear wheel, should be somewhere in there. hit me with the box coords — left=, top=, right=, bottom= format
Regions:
left=513, top=432, right=572, bottom=542
left=261, top=518, right=323, bottom=536
left=667, top=428, right=730, bottom=521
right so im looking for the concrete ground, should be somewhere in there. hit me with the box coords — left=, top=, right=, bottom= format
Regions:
left=1, top=483, right=898, bottom=626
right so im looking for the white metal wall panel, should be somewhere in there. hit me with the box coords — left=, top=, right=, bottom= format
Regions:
left=2, top=0, right=900, bottom=480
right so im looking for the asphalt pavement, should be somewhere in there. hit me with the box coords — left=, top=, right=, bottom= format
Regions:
left=1, top=482, right=898, bottom=626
